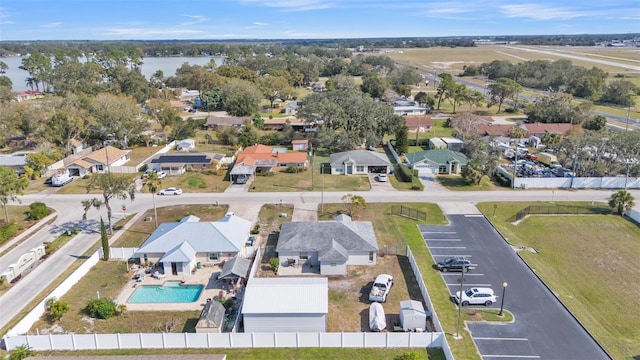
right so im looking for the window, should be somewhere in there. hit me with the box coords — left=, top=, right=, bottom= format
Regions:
left=438, top=165, right=447, bottom=174
left=356, top=166, right=364, bottom=172
left=280, top=163, right=288, bottom=167
left=143, top=254, right=148, bottom=262
left=331, top=263, right=337, bottom=267
left=300, top=252, right=308, bottom=260
left=369, top=252, right=374, bottom=262
left=208, top=252, right=219, bottom=261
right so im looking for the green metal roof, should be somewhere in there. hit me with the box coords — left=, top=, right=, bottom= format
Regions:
left=406, top=149, right=469, bottom=166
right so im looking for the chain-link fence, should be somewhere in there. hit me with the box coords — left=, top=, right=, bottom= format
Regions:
left=391, top=205, right=427, bottom=221
left=513, top=205, right=610, bottom=222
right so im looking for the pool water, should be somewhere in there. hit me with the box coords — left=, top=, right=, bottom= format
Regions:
left=128, top=281, right=204, bottom=303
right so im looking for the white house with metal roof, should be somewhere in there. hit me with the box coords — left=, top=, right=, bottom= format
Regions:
left=242, top=277, right=328, bottom=333
left=135, top=214, right=251, bottom=276
left=329, top=150, right=391, bottom=175
left=276, top=214, right=379, bottom=275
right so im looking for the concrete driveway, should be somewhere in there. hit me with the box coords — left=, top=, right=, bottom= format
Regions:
left=420, top=215, right=609, bottom=359
left=369, top=174, right=396, bottom=191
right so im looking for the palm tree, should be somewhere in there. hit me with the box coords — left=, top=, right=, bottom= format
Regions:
left=143, top=172, right=162, bottom=228
left=608, top=190, right=635, bottom=215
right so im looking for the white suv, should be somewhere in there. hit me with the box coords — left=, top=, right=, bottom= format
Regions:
left=453, top=287, right=497, bottom=306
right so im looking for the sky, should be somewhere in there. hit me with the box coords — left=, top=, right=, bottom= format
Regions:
left=0, top=0, right=639, bottom=41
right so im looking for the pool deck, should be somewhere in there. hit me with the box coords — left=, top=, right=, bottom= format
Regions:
left=115, top=266, right=241, bottom=312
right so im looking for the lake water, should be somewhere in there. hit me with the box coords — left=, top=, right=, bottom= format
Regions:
left=0, top=56, right=223, bottom=91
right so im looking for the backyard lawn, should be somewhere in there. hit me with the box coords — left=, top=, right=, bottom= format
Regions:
left=141, top=170, right=231, bottom=193
left=477, top=201, right=640, bottom=360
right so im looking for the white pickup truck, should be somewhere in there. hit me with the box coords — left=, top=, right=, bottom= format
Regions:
left=369, top=274, right=393, bottom=303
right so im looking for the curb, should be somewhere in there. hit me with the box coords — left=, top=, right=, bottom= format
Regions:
left=482, top=214, right=613, bottom=360
left=0, top=212, right=57, bottom=254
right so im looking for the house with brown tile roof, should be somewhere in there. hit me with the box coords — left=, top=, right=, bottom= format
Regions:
left=205, top=116, right=246, bottom=129
left=230, top=144, right=308, bottom=182
left=66, top=146, right=130, bottom=177
left=523, top=123, right=573, bottom=137
left=405, top=116, right=433, bottom=133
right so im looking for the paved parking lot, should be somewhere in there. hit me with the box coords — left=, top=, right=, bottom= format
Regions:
left=420, top=214, right=609, bottom=360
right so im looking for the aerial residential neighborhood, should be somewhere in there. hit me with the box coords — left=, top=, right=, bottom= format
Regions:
left=0, top=4, right=639, bottom=359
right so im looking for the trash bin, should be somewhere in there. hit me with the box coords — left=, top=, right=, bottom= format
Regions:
left=196, top=262, right=201, bottom=269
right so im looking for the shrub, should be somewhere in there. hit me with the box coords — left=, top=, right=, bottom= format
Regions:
left=394, top=164, right=415, bottom=182
left=395, top=351, right=422, bottom=360
left=285, top=166, right=299, bottom=173
left=47, top=299, right=70, bottom=322
left=0, top=222, right=18, bottom=243
left=269, top=257, right=279, bottom=272
left=86, top=298, right=117, bottom=319
left=28, top=202, right=50, bottom=220
left=251, top=224, right=260, bottom=234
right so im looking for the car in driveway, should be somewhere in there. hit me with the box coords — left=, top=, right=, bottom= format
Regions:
left=157, top=187, right=182, bottom=195
left=453, top=287, right=497, bottom=306
left=436, top=257, right=471, bottom=272
left=235, top=174, right=248, bottom=184
left=369, top=274, right=393, bottom=302
left=375, top=173, right=388, bottom=182
left=143, top=170, right=167, bottom=179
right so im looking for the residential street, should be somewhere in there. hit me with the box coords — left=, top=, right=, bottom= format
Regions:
left=1, top=188, right=638, bottom=337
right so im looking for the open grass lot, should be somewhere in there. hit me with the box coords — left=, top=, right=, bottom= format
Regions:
left=21, top=348, right=438, bottom=360
left=0, top=205, right=50, bottom=249
left=54, top=173, right=139, bottom=195
left=437, top=174, right=500, bottom=191
left=249, top=157, right=371, bottom=192
left=476, top=201, right=640, bottom=360
left=143, top=170, right=230, bottom=193
left=191, top=130, right=239, bottom=155
left=112, top=204, right=230, bottom=248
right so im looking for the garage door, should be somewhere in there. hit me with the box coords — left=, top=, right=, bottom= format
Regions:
left=414, top=165, right=434, bottom=176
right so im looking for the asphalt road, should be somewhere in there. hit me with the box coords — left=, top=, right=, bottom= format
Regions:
left=421, top=215, right=609, bottom=359
left=1, top=188, right=638, bottom=341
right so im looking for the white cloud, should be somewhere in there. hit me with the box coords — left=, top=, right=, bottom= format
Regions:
left=237, top=0, right=335, bottom=12
left=179, top=14, right=207, bottom=26
left=254, top=22, right=269, bottom=26
left=41, top=22, right=62, bottom=28
left=499, top=4, right=588, bottom=20
left=106, top=27, right=205, bottom=37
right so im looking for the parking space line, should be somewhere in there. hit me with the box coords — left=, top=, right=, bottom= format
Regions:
left=482, top=355, right=540, bottom=359
left=433, top=254, right=472, bottom=257
left=442, top=273, right=484, bottom=276
left=425, top=238, right=462, bottom=241
left=446, top=283, right=492, bottom=287
left=423, top=231, right=457, bottom=234
left=465, top=215, right=485, bottom=218
left=429, top=246, right=466, bottom=249
left=475, top=337, right=529, bottom=341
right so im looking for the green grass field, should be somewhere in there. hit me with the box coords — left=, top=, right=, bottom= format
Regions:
left=477, top=201, right=640, bottom=360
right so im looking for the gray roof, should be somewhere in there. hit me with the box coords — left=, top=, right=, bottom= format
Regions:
left=135, top=214, right=251, bottom=256
left=161, top=242, right=196, bottom=263
left=197, top=300, right=226, bottom=329
left=276, top=215, right=378, bottom=255
left=329, top=150, right=391, bottom=167
left=0, top=156, right=27, bottom=167
left=230, top=164, right=254, bottom=175
left=219, top=256, right=251, bottom=280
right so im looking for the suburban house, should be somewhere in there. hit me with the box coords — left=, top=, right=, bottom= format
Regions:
left=230, top=144, right=308, bottom=182
left=176, top=139, right=196, bottom=152
left=13, top=90, right=44, bottom=102
left=206, top=116, right=246, bottom=130
left=523, top=123, right=573, bottom=138
left=283, top=101, right=302, bottom=115
left=195, top=300, right=226, bottom=333
left=440, top=137, right=465, bottom=152
left=394, top=105, right=428, bottom=116
left=148, top=153, right=214, bottom=175
left=0, top=155, right=28, bottom=175
left=69, top=139, right=87, bottom=154
left=242, top=277, right=328, bottom=332
left=276, top=214, right=379, bottom=275
left=66, top=146, right=131, bottom=177
left=134, top=214, right=252, bottom=276
left=329, top=150, right=391, bottom=175
left=291, top=139, right=309, bottom=151
left=405, top=116, right=433, bottom=133
left=405, top=149, right=469, bottom=175
left=262, top=117, right=313, bottom=132
left=428, top=138, right=447, bottom=150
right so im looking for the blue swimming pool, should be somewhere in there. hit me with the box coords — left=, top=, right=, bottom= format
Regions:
left=128, top=281, right=203, bottom=303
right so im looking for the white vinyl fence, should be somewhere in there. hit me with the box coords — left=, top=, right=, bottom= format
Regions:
left=4, top=331, right=445, bottom=351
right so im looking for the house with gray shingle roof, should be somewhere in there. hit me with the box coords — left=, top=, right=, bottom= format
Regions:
left=276, top=214, right=379, bottom=275
left=329, top=150, right=391, bottom=175
left=406, top=149, right=469, bottom=175
left=135, top=213, right=251, bottom=276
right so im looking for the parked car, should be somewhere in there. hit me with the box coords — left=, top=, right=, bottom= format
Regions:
left=158, top=187, right=182, bottom=195
left=453, top=287, right=497, bottom=306
left=235, top=175, right=248, bottom=184
left=143, top=170, right=167, bottom=179
left=525, top=153, right=538, bottom=161
left=375, top=173, right=388, bottom=182
left=369, top=274, right=393, bottom=302
left=436, top=257, right=471, bottom=272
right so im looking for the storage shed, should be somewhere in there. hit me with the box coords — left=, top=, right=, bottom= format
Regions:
left=440, top=137, right=464, bottom=152
left=242, top=277, right=328, bottom=332
left=428, top=137, right=447, bottom=150
left=399, top=300, right=429, bottom=331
